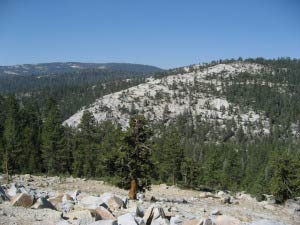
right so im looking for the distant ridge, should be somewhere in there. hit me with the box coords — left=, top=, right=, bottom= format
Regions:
left=0, top=62, right=163, bottom=77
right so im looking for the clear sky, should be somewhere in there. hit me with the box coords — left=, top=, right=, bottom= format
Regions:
left=0, top=0, right=299, bottom=69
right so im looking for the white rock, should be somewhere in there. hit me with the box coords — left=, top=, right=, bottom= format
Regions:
left=100, top=192, right=115, bottom=202
left=118, top=213, right=138, bottom=225
left=78, top=196, right=105, bottom=209
left=65, top=210, right=95, bottom=225
left=7, top=183, right=22, bottom=197
left=170, top=215, right=183, bottom=225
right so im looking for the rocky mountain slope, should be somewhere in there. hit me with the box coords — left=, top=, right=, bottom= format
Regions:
left=0, top=174, right=298, bottom=225
left=64, top=62, right=272, bottom=135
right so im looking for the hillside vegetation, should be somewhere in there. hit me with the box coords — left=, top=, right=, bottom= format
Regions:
left=1, top=58, right=300, bottom=203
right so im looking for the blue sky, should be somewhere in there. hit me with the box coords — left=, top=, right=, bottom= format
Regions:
left=0, top=0, right=299, bottom=69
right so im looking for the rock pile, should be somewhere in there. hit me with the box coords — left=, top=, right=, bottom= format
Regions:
left=0, top=174, right=297, bottom=225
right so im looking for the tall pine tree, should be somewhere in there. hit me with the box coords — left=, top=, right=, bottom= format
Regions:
left=3, top=95, right=22, bottom=176
left=121, top=115, right=153, bottom=199
left=41, top=98, right=64, bottom=174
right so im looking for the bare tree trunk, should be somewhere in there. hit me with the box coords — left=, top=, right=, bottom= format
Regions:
left=4, top=151, right=9, bottom=183
left=128, top=178, right=137, bottom=200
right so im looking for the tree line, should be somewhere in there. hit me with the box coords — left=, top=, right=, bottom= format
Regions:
left=0, top=95, right=300, bottom=202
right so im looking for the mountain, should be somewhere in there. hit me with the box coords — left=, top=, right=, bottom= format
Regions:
left=65, top=58, right=300, bottom=138
left=0, top=62, right=163, bottom=77
left=64, top=61, right=266, bottom=128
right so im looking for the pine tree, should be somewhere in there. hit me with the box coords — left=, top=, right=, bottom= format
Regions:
left=3, top=95, right=22, bottom=176
left=159, top=127, right=184, bottom=185
left=73, top=110, right=99, bottom=177
left=20, top=101, right=42, bottom=173
left=121, top=115, right=153, bottom=199
left=269, top=150, right=300, bottom=202
left=0, top=95, right=6, bottom=172
left=41, top=98, right=64, bottom=174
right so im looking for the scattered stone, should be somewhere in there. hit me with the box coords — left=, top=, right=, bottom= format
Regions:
left=216, top=191, right=226, bottom=198
left=0, top=185, right=10, bottom=201
left=32, top=197, right=56, bottom=210
left=235, top=192, right=254, bottom=201
left=152, top=217, right=170, bottom=225
left=143, top=204, right=167, bottom=225
left=137, top=193, right=145, bottom=201
left=285, top=198, right=300, bottom=215
left=136, top=205, right=144, bottom=218
left=122, top=197, right=129, bottom=209
left=117, top=213, right=138, bottom=225
left=91, top=206, right=116, bottom=220
left=62, top=194, right=73, bottom=202
left=263, top=194, right=276, bottom=204
left=170, top=215, right=183, bottom=225
left=7, top=183, right=22, bottom=197
left=49, top=194, right=65, bottom=209
left=201, top=218, right=214, bottom=225
left=107, top=195, right=124, bottom=211
left=168, top=206, right=179, bottom=213
left=24, top=174, right=33, bottom=181
left=100, top=193, right=115, bottom=202
left=220, top=196, right=232, bottom=204
left=211, top=209, right=222, bottom=215
left=214, top=215, right=241, bottom=225
left=199, top=192, right=215, bottom=198
left=71, top=189, right=81, bottom=203
left=29, top=188, right=48, bottom=199
left=149, top=196, right=187, bottom=204
left=0, top=174, right=296, bottom=225
left=100, top=192, right=125, bottom=210
left=78, top=196, right=105, bottom=210
left=11, top=193, right=34, bottom=208
left=89, top=220, right=118, bottom=225
left=65, top=209, right=96, bottom=224
left=57, top=201, right=75, bottom=213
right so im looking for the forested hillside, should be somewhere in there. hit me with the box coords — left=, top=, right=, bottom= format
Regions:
left=1, top=58, right=300, bottom=203
left=0, top=63, right=161, bottom=120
